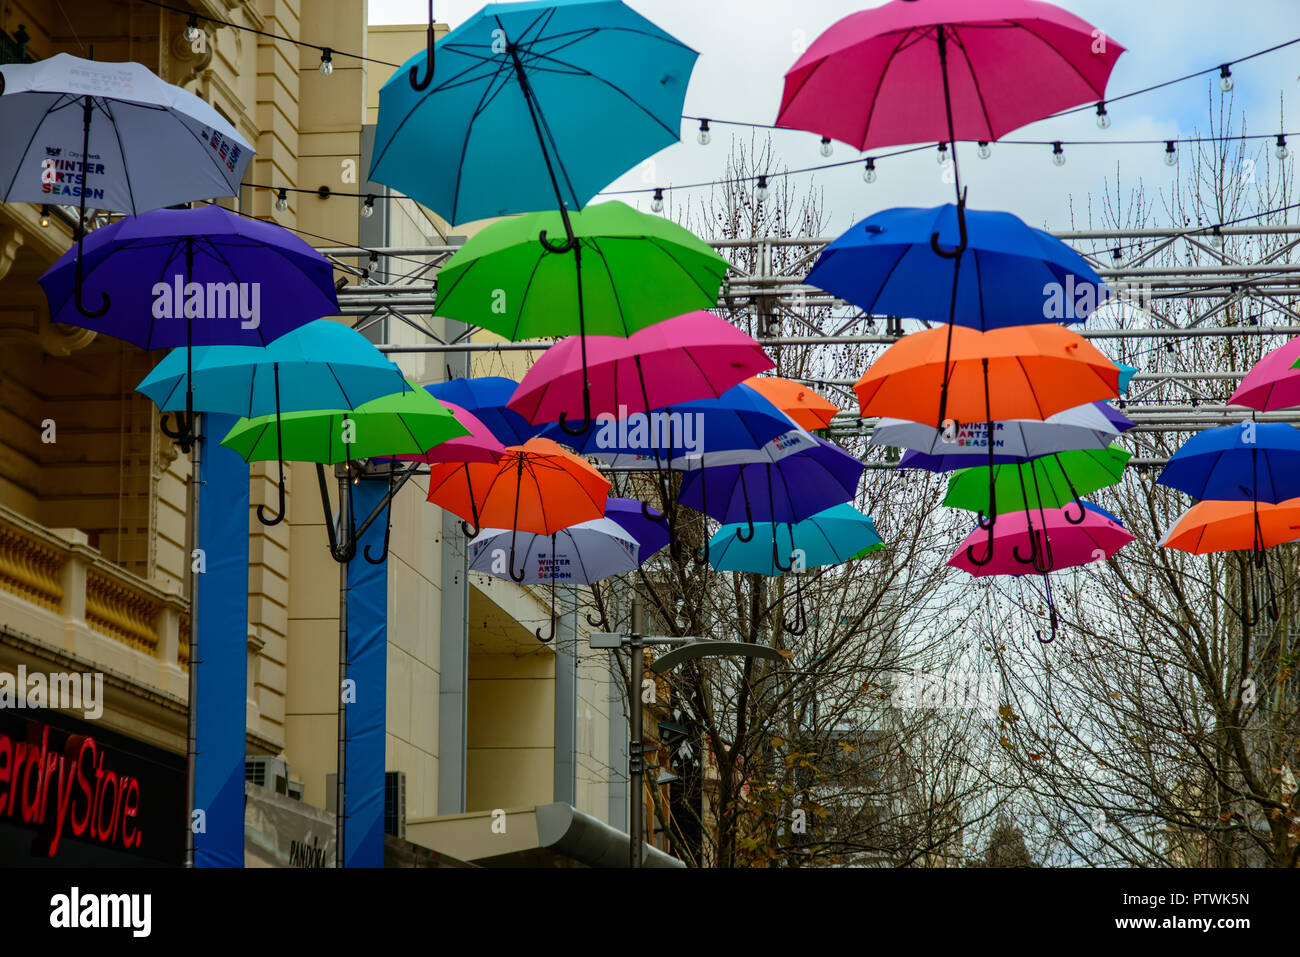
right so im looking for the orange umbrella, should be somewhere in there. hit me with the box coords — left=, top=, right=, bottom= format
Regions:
left=426, top=437, right=609, bottom=537
left=1159, top=498, right=1300, bottom=554
left=854, top=324, right=1118, bottom=425
left=745, top=375, right=839, bottom=430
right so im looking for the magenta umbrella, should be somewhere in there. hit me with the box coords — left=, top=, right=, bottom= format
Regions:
left=383, top=400, right=506, bottom=464
left=775, top=0, right=1125, bottom=153
left=1229, top=337, right=1300, bottom=411
left=508, top=311, right=773, bottom=425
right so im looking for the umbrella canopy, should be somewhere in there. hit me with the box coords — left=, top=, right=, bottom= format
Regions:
left=603, top=498, right=670, bottom=560
left=1157, top=423, right=1300, bottom=503
left=945, top=446, right=1131, bottom=515
left=678, top=436, right=865, bottom=527
left=0, top=53, right=253, bottom=212
left=744, top=376, right=840, bottom=430
left=509, top=312, right=772, bottom=424
left=774, top=0, right=1124, bottom=151
left=425, top=437, right=609, bottom=535
left=468, top=518, right=640, bottom=584
left=369, top=0, right=697, bottom=225
left=873, top=400, right=1131, bottom=459
left=855, top=323, right=1120, bottom=424
left=1227, top=336, right=1300, bottom=411
left=135, top=320, right=406, bottom=415
left=382, top=401, right=507, bottom=465
left=948, top=505, right=1133, bottom=577
left=544, top=383, right=798, bottom=469
left=220, top=384, right=467, bottom=463
left=708, top=503, right=883, bottom=574
left=427, top=376, right=544, bottom=447
left=805, top=205, right=1109, bottom=329
left=39, top=205, right=338, bottom=348
left=431, top=201, right=729, bottom=339
left=1160, top=498, right=1300, bottom=554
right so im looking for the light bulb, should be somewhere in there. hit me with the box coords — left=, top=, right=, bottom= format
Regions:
left=819, top=136, right=833, bottom=158
left=362, top=195, right=375, bottom=218
left=1164, top=141, right=1178, bottom=166
left=863, top=158, right=876, bottom=183
left=1219, top=64, right=1234, bottom=92
left=651, top=188, right=664, bottom=214
left=1051, top=142, right=1065, bottom=167
left=697, top=119, right=711, bottom=146
left=275, top=188, right=289, bottom=212
left=319, top=49, right=334, bottom=77
left=1276, top=135, right=1289, bottom=160
left=184, top=14, right=201, bottom=43
left=977, top=141, right=991, bottom=159
left=937, top=143, right=949, bottom=166
left=39, top=205, right=50, bottom=227
left=755, top=175, right=769, bottom=203
left=1096, top=102, right=1110, bottom=129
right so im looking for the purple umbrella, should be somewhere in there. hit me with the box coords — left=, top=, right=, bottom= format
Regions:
left=39, top=205, right=339, bottom=450
left=678, top=436, right=865, bottom=569
left=604, top=497, right=670, bottom=560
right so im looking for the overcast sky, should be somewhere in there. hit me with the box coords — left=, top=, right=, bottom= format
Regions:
left=367, top=0, right=1300, bottom=232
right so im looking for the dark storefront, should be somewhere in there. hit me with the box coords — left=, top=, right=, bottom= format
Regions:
left=0, top=708, right=184, bottom=867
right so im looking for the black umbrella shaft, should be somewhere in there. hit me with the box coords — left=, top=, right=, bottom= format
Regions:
left=936, top=25, right=963, bottom=204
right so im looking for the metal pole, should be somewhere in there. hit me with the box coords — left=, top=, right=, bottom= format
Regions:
left=336, top=472, right=349, bottom=868
left=629, top=598, right=645, bottom=869
left=184, top=414, right=202, bottom=868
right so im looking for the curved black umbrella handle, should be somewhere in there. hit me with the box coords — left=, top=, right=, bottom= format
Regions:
left=74, top=275, right=110, bottom=318
left=772, top=528, right=794, bottom=574
left=257, top=370, right=288, bottom=526
left=535, top=616, right=556, bottom=642
left=408, top=3, right=436, bottom=91
left=535, top=575, right=557, bottom=642
left=159, top=411, right=197, bottom=451
left=929, top=194, right=969, bottom=260
left=586, top=581, right=610, bottom=630
left=460, top=477, right=482, bottom=537
left=976, top=508, right=997, bottom=531
left=363, top=470, right=397, bottom=564
left=1036, top=574, right=1059, bottom=643
left=557, top=388, right=593, bottom=437
left=460, top=520, right=481, bottom=537
left=783, top=574, right=808, bottom=636
left=256, top=457, right=288, bottom=527
left=1062, top=498, right=1087, bottom=525
left=642, top=498, right=669, bottom=523
left=538, top=229, right=577, bottom=254
left=507, top=527, right=527, bottom=583
left=1033, top=529, right=1055, bottom=574
left=1012, top=530, right=1039, bottom=566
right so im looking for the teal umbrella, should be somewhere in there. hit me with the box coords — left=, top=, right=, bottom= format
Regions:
left=136, top=320, right=410, bottom=526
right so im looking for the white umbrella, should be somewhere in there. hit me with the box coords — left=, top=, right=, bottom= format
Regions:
left=870, top=400, right=1125, bottom=458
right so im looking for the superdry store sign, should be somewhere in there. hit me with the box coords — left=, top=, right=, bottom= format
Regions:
left=0, top=708, right=183, bottom=865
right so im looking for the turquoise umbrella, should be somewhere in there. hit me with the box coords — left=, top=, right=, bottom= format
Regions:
left=136, top=320, right=410, bottom=525
left=707, top=503, right=884, bottom=634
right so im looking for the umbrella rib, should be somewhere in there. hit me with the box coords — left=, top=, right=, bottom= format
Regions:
left=643, top=236, right=724, bottom=307
left=947, top=27, right=999, bottom=142
left=450, top=49, right=519, bottom=225
left=580, top=236, right=629, bottom=333
left=1011, top=20, right=1112, bottom=98
left=855, top=28, right=916, bottom=150
left=511, top=245, right=552, bottom=341
left=98, top=99, right=140, bottom=214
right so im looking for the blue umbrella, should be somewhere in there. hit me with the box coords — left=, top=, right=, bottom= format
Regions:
left=603, top=498, right=670, bottom=560
left=1157, top=423, right=1300, bottom=503
left=40, top=205, right=339, bottom=452
left=136, top=320, right=411, bottom=525
left=369, top=0, right=698, bottom=225
left=679, top=437, right=865, bottom=566
left=428, top=377, right=545, bottom=447
left=804, top=204, right=1109, bottom=329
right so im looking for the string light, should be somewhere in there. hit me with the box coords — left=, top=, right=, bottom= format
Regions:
left=1276, top=134, right=1289, bottom=159
left=1219, top=64, right=1234, bottom=92
left=362, top=194, right=375, bottom=218
left=1096, top=101, right=1111, bottom=129
left=697, top=118, right=711, bottom=146
left=755, top=175, right=769, bottom=203
left=819, top=136, right=833, bottom=158
left=1164, top=140, right=1178, bottom=166
left=937, top=142, right=950, bottom=166
left=39, top=205, right=50, bottom=227
left=319, top=48, right=334, bottom=77
left=863, top=158, right=877, bottom=183
left=275, top=188, right=289, bottom=211
left=651, top=187, right=664, bottom=213
left=184, top=13, right=201, bottom=43
left=977, top=141, right=991, bottom=159
left=1051, top=142, right=1065, bottom=166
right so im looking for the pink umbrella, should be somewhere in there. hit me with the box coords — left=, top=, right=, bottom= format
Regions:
left=775, top=0, right=1125, bottom=152
left=948, top=504, right=1133, bottom=578
left=1229, top=337, right=1300, bottom=411
left=508, top=311, right=773, bottom=424
left=386, top=401, right=506, bottom=464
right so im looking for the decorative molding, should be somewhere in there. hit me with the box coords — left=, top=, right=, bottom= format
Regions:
left=0, top=522, right=65, bottom=611
left=0, top=226, right=23, bottom=282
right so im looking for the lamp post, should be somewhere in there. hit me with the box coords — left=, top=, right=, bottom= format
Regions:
left=590, top=598, right=783, bottom=867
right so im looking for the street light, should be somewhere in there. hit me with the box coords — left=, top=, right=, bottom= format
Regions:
left=590, top=598, right=783, bottom=867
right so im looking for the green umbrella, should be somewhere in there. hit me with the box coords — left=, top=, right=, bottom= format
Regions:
left=433, top=200, right=727, bottom=338
left=944, top=445, right=1130, bottom=516
left=433, top=200, right=728, bottom=434
left=220, top=382, right=468, bottom=464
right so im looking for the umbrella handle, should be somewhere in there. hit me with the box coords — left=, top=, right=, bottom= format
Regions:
left=1062, top=498, right=1087, bottom=525
left=641, top=498, right=669, bottom=523
left=965, top=525, right=996, bottom=567
left=256, top=457, right=288, bottom=527
left=586, top=582, right=611, bottom=630
left=534, top=615, right=556, bottom=642
left=507, top=529, right=527, bottom=583
left=1012, top=534, right=1038, bottom=566
left=976, top=509, right=997, bottom=531
left=692, top=538, right=710, bottom=567
left=363, top=470, right=396, bottom=564
left=783, top=573, right=807, bottom=635
left=929, top=198, right=969, bottom=260
left=538, top=229, right=577, bottom=255
left=736, top=494, right=756, bottom=542
left=772, top=532, right=794, bottom=573
left=460, top=520, right=480, bottom=537
left=408, top=8, right=436, bottom=91
left=557, top=386, right=593, bottom=436
left=1032, top=530, right=1055, bottom=574
left=74, top=274, right=110, bottom=318
left=535, top=579, right=556, bottom=642
left=159, top=411, right=197, bottom=452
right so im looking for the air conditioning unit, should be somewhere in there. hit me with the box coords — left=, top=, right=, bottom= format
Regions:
left=385, top=771, right=406, bottom=840
left=246, top=756, right=290, bottom=795
left=287, top=779, right=305, bottom=801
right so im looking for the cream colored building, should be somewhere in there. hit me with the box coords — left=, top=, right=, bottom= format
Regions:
left=0, top=0, right=653, bottom=867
